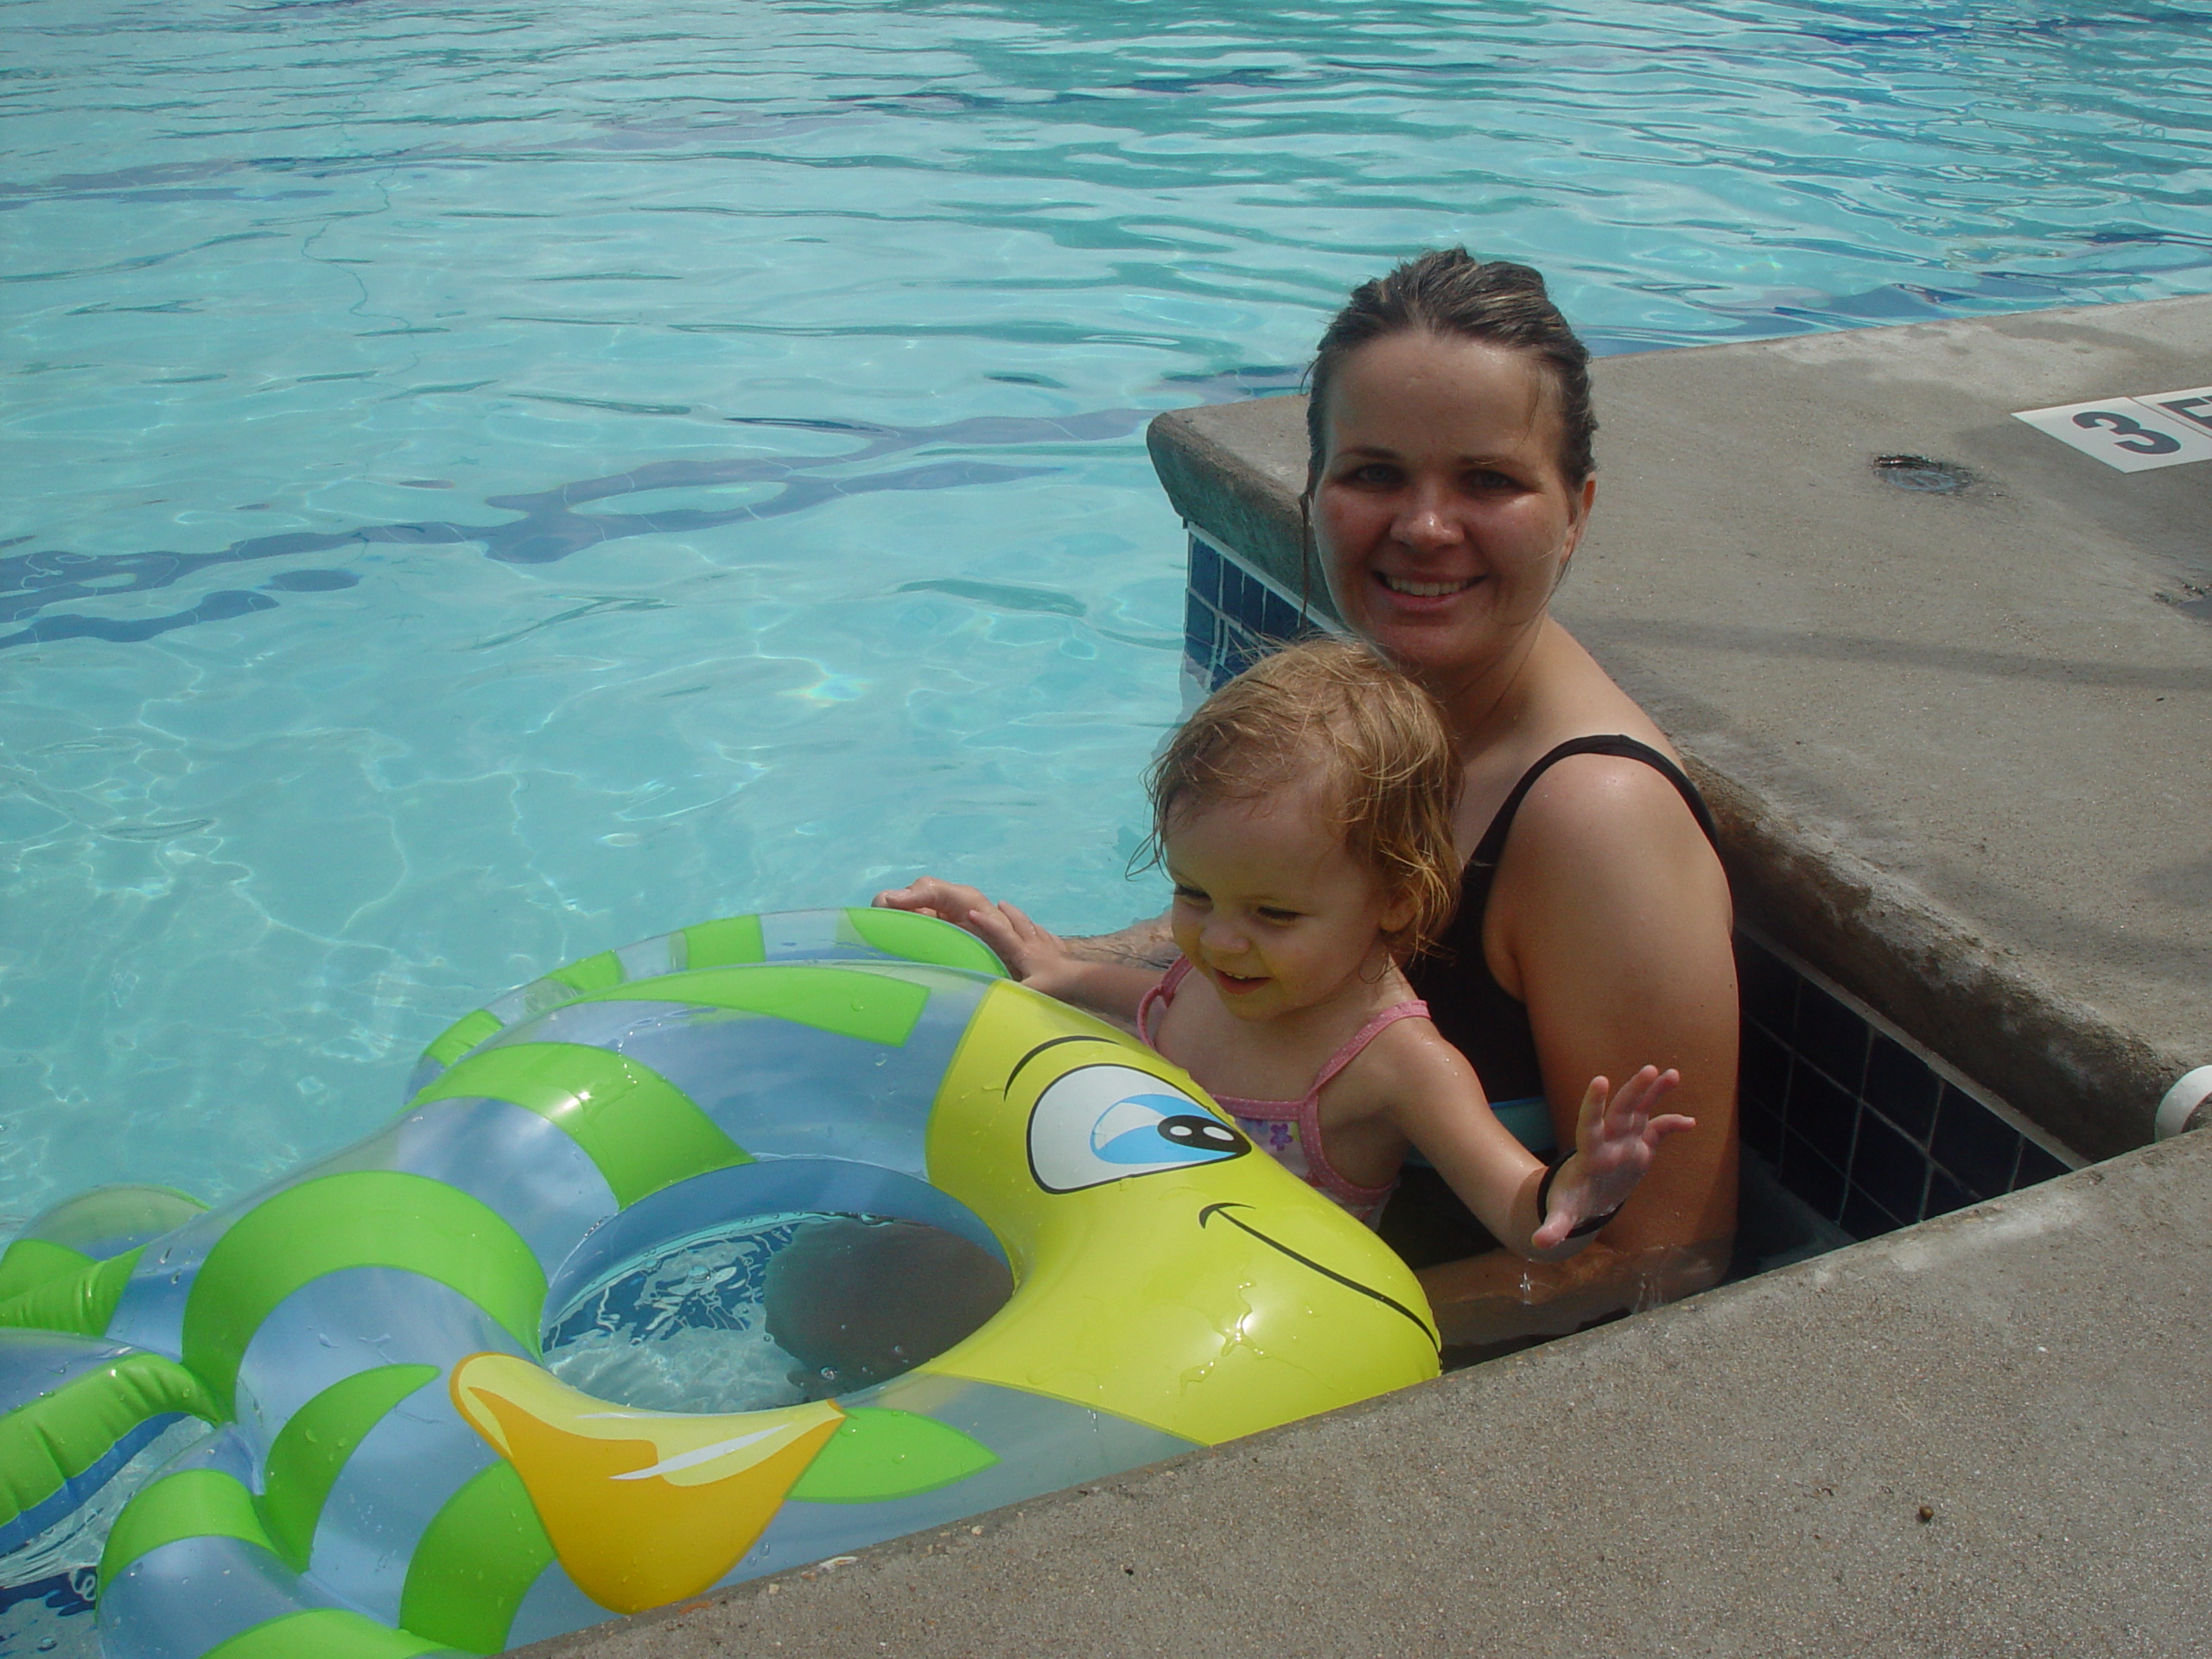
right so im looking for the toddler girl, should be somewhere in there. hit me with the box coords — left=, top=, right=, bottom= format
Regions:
left=947, top=637, right=1692, bottom=1259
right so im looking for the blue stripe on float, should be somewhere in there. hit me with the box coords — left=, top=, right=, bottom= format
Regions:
left=506, top=1557, right=608, bottom=1648
left=308, top=1381, right=499, bottom=1628
left=233, top=1268, right=526, bottom=1453
left=0, top=1413, right=184, bottom=1557
left=98, top=1526, right=340, bottom=1659
left=384, top=1096, right=619, bottom=1274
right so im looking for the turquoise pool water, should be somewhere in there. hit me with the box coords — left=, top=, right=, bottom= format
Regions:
left=4, top=0, right=2210, bottom=1235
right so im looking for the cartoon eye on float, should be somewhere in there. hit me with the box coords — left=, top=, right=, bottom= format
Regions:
left=1027, top=1065, right=1249, bottom=1193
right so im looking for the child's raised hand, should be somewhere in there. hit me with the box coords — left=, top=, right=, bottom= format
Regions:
left=1530, top=1066, right=1696, bottom=1250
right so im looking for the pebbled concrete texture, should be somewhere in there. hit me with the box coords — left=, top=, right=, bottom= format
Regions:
left=521, top=1132, right=2212, bottom=1659
left=1150, top=296, right=2212, bottom=1157
left=527, top=300, right=2212, bottom=1658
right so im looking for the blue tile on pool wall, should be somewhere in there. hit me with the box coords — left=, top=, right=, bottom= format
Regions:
left=1191, top=538, right=1224, bottom=608
left=2013, top=1139, right=2069, bottom=1189
left=1217, top=560, right=1246, bottom=622
left=1739, top=1023, right=1789, bottom=1116
left=1931, top=1084, right=2022, bottom=1199
left=1793, top=981, right=1871, bottom=1095
left=1736, top=938, right=1797, bottom=1037
left=1841, top=1185, right=1903, bottom=1241
left=1785, top=1064, right=1855, bottom=1171
left=1864, top=1034, right=1940, bottom=1143
left=1779, top=1134, right=1846, bottom=1220
left=1741, top=1097, right=1783, bottom=1162
left=1849, top=1109, right=1928, bottom=1223
left=1184, top=590, right=1213, bottom=665
left=1923, top=1168, right=1972, bottom=1218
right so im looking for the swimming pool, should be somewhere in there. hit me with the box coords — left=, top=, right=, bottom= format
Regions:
left=2, top=0, right=2209, bottom=1635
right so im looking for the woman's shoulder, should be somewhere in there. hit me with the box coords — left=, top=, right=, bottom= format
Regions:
left=1499, top=750, right=1721, bottom=922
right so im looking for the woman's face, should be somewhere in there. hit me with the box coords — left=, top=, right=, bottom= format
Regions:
left=1311, top=331, right=1593, bottom=690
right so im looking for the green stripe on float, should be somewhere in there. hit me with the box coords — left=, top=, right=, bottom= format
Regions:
left=183, top=1174, right=544, bottom=1415
left=0, top=1249, right=142, bottom=1338
left=681, top=912, right=764, bottom=967
left=421, top=1009, right=504, bottom=1071
left=0, top=1237, right=93, bottom=1305
left=568, top=964, right=930, bottom=1047
left=0, top=1353, right=219, bottom=1531
left=398, top=1459, right=556, bottom=1654
left=545, top=950, right=622, bottom=995
left=202, top=1608, right=457, bottom=1659
left=842, top=906, right=1007, bottom=977
left=99, top=1465, right=271, bottom=1589
left=411, top=1043, right=749, bottom=1208
left=786, top=1407, right=1000, bottom=1503
left=258, top=1363, right=441, bottom=1571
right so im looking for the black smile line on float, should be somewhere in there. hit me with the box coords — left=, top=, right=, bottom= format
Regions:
left=1198, top=1202, right=1439, bottom=1348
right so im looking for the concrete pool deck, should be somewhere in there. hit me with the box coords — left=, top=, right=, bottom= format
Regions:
left=528, top=1134, right=2212, bottom=1657
left=524, top=298, right=2212, bottom=1655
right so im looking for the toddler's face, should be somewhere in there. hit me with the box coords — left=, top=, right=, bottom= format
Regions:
left=1164, top=776, right=1408, bottom=1023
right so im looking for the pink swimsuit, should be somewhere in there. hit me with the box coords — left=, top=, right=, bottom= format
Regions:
left=1137, top=958, right=1430, bottom=1230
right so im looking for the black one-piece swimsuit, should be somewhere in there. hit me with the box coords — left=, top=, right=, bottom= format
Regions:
left=1379, top=734, right=1719, bottom=1269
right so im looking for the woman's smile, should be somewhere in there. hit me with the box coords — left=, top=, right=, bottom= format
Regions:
left=1376, top=572, right=1478, bottom=599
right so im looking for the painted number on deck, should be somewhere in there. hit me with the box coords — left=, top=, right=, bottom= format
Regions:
left=2013, top=388, right=2212, bottom=473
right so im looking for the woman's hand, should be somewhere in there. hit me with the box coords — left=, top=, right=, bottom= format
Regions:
left=1530, top=1066, right=1694, bottom=1251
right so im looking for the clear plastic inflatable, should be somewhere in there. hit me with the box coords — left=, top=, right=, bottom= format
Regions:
left=0, top=909, right=1439, bottom=1655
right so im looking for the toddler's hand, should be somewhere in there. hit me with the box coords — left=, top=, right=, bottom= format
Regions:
left=872, top=877, right=999, bottom=927
left=1531, top=1065, right=1695, bottom=1250
left=959, top=901, right=1083, bottom=997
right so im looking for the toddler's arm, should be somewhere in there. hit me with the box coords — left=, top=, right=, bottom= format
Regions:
left=870, top=880, right=1160, bottom=1023
left=1385, top=1039, right=1693, bottom=1261
left=959, top=900, right=1161, bottom=1025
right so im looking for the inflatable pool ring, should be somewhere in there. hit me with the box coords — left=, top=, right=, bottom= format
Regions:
left=0, top=907, right=1439, bottom=1656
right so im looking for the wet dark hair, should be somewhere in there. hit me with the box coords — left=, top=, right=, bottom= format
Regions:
left=1304, top=248, right=1596, bottom=490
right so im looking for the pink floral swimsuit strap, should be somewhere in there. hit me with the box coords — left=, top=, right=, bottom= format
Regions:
left=1138, top=958, right=1428, bottom=1229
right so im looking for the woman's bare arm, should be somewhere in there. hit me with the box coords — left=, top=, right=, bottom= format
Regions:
left=1425, top=754, right=1737, bottom=1342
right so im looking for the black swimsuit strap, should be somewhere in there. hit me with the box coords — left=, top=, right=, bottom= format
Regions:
left=1468, top=734, right=1719, bottom=872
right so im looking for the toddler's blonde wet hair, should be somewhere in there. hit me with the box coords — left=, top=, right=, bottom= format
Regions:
left=1144, top=637, right=1461, bottom=957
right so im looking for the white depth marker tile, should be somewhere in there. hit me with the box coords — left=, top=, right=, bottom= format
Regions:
left=2132, top=385, right=2212, bottom=442
left=2012, top=394, right=2212, bottom=472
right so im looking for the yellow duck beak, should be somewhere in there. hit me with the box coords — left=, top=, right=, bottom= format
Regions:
left=450, top=1353, right=844, bottom=1613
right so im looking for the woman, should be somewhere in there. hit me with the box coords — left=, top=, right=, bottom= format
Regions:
left=879, top=250, right=1737, bottom=1345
